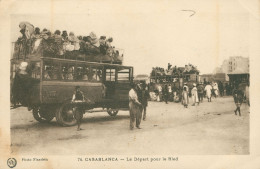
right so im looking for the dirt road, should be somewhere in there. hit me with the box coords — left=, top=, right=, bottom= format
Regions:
left=11, top=96, right=249, bottom=155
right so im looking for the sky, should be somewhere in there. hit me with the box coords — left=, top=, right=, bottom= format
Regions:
left=10, top=0, right=250, bottom=75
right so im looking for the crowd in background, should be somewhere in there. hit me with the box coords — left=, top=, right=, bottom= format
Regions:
left=129, top=79, right=249, bottom=130
left=149, top=80, right=249, bottom=107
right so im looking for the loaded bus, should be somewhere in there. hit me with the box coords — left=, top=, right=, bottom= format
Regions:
left=11, top=45, right=133, bottom=126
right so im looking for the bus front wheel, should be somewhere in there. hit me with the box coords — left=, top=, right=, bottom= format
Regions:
left=56, top=102, right=77, bottom=126
left=32, top=106, right=55, bottom=123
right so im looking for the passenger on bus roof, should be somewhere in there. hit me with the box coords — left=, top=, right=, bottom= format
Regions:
left=99, top=36, right=106, bottom=45
left=99, top=36, right=107, bottom=54
left=31, top=27, right=42, bottom=53
left=89, top=32, right=100, bottom=47
left=54, top=30, right=63, bottom=55
left=78, top=36, right=86, bottom=53
left=19, top=21, right=35, bottom=39
left=85, top=36, right=100, bottom=54
left=62, top=30, right=68, bottom=40
left=106, top=37, right=114, bottom=57
left=34, top=27, right=41, bottom=38
left=41, top=28, right=48, bottom=36
left=39, top=30, right=58, bottom=56
left=67, top=32, right=80, bottom=51
left=106, top=37, right=113, bottom=48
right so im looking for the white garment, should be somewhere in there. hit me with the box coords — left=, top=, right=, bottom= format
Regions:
left=213, top=84, right=219, bottom=90
left=158, top=85, right=162, bottom=92
left=129, top=89, right=139, bottom=103
left=213, top=83, right=219, bottom=96
left=65, top=44, right=75, bottom=51
left=204, top=85, right=212, bottom=98
left=191, top=87, right=199, bottom=103
left=74, top=42, right=80, bottom=50
left=34, top=38, right=42, bottom=48
left=183, top=85, right=189, bottom=94
left=168, top=86, right=172, bottom=93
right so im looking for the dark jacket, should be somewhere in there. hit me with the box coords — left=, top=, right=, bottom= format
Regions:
left=233, top=89, right=244, bottom=104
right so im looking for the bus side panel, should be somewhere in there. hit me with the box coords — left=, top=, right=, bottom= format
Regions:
left=114, top=82, right=130, bottom=108
left=41, top=81, right=103, bottom=104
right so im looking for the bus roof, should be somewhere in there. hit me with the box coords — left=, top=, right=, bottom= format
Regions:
left=41, top=57, right=133, bottom=69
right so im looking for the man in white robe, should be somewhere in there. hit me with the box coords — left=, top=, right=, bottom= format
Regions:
left=204, top=82, right=213, bottom=102
left=191, top=83, right=199, bottom=106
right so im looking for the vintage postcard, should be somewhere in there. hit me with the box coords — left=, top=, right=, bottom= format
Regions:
left=0, top=0, right=260, bottom=168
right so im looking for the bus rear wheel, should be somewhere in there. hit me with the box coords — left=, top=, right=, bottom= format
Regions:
left=56, top=102, right=77, bottom=126
left=32, top=106, right=55, bottom=123
left=107, top=108, right=119, bottom=116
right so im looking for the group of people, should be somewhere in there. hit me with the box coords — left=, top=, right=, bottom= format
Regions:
left=15, top=22, right=118, bottom=59
left=182, top=82, right=203, bottom=108
left=182, top=81, right=250, bottom=117
left=150, top=67, right=166, bottom=77
left=181, top=81, right=233, bottom=108
left=151, top=84, right=180, bottom=103
left=62, top=80, right=150, bottom=131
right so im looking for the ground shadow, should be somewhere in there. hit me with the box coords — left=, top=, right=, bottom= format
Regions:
left=11, top=114, right=129, bottom=130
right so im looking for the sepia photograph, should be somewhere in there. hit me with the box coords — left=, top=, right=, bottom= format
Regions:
left=1, top=0, right=260, bottom=168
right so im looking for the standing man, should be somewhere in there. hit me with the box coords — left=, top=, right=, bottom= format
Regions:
left=172, top=83, right=178, bottom=102
left=140, top=81, right=150, bottom=121
left=72, top=86, right=85, bottom=131
left=191, top=83, right=199, bottom=106
left=129, top=83, right=143, bottom=130
left=204, top=82, right=213, bottom=102
left=182, top=86, right=189, bottom=108
left=168, top=84, right=173, bottom=102
left=11, top=62, right=29, bottom=108
left=163, top=84, right=169, bottom=104
left=213, top=82, right=219, bottom=98
left=232, top=86, right=244, bottom=116
left=157, top=85, right=163, bottom=102
left=183, top=82, right=189, bottom=95
left=197, top=82, right=204, bottom=103
left=218, top=81, right=224, bottom=97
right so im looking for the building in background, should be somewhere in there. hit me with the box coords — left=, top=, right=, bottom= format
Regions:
left=200, top=56, right=249, bottom=83
left=213, top=56, right=249, bottom=81
left=226, top=56, right=249, bottom=73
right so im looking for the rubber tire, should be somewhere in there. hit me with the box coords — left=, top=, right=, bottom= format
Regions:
left=32, top=106, right=55, bottom=123
left=107, top=108, right=119, bottom=116
left=56, top=102, right=77, bottom=126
